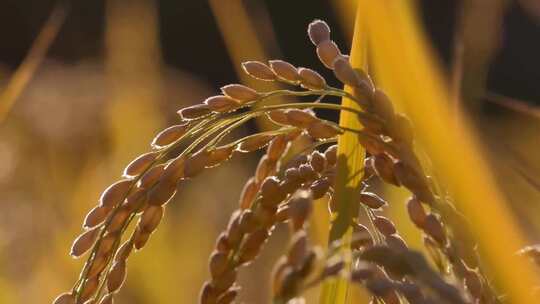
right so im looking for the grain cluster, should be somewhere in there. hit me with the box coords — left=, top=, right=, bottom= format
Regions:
left=54, top=19, right=536, bottom=304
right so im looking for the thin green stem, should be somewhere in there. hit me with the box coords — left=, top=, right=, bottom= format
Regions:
left=223, top=128, right=297, bottom=149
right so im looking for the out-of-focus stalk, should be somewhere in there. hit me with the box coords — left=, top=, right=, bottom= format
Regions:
left=0, top=3, right=66, bottom=122
left=364, top=1, right=540, bottom=302
left=105, top=0, right=164, bottom=169
left=209, top=0, right=285, bottom=131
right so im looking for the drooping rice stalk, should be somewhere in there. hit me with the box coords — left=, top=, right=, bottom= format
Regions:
left=52, top=5, right=540, bottom=304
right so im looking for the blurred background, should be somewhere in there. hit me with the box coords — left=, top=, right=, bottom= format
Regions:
left=0, top=0, right=538, bottom=303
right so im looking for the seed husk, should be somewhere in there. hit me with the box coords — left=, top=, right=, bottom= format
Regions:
left=239, top=210, right=258, bottom=233
left=221, top=84, right=260, bottom=102
left=310, top=177, right=331, bottom=199
left=393, top=161, right=435, bottom=205
left=226, top=210, right=243, bottom=246
left=178, top=104, right=212, bottom=120
left=285, top=158, right=309, bottom=175
left=287, top=231, right=308, bottom=269
left=97, top=232, right=117, bottom=257
left=139, top=205, right=164, bottom=233
left=205, top=146, right=234, bottom=168
left=133, top=227, right=151, bottom=250
left=372, top=153, right=400, bottom=186
left=307, top=19, right=330, bottom=45
left=237, top=134, right=275, bottom=153
left=359, top=192, right=387, bottom=210
left=200, top=281, right=218, bottom=304
left=269, top=60, right=300, bottom=83
left=352, top=68, right=375, bottom=97
left=372, top=89, right=395, bottom=122
left=255, top=155, right=276, bottom=184
left=212, top=269, right=237, bottom=293
left=204, top=95, right=240, bottom=113
left=184, top=150, right=210, bottom=178
left=107, top=260, right=127, bottom=293
left=285, top=109, right=318, bottom=128
left=147, top=179, right=177, bottom=206
left=107, top=206, right=130, bottom=233
left=115, top=240, right=133, bottom=262
left=216, top=232, right=231, bottom=253
left=260, top=176, right=286, bottom=207
left=241, top=61, right=276, bottom=81
left=386, top=234, right=408, bottom=252
left=162, top=156, right=186, bottom=182
left=274, top=266, right=298, bottom=299
left=217, top=289, right=238, bottom=304
left=317, top=40, right=341, bottom=69
left=71, top=228, right=99, bottom=258
left=83, top=205, right=111, bottom=229
left=297, top=248, right=320, bottom=280
left=267, top=135, right=290, bottom=161
left=284, top=129, right=302, bottom=141
left=374, top=216, right=397, bottom=236
left=464, top=269, right=483, bottom=299
left=138, top=164, right=165, bottom=189
left=406, top=196, right=427, bottom=228
left=151, top=123, right=189, bottom=148
left=85, top=255, right=107, bottom=279
left=298, top=163, right=317, bottom=182
left=281, top=168, right=302, bottom=194
left=123, top=152, right=158, bottom=177
left=298, top=68, right=326, bottom=90
left=324, top=145, right=338, bottom=167
left=423, top=214, right=446, bottom=244
left=254, top=205, right=277, bottom=228
left=79, top=278, right=99, bottom=302
left=239, top=177, right=258, bottom=210
left=289, top=190, right=313, bottom=231
left=209, top=251, right=228, bottom=279
left=100, top=179, right=133, bottom=208
left=333, top=56, right=362, bottom=87
left=266, top=110, right=290, bottom=126
left=307, top=120, right=342, bottom=139
left=309, top=151, right=326, bottom=173
left=123, top=188, right=148, bottom=213
left=389, top=114, right=414, bottom=147
left=53, top=292, right=75, bottom=304
left=238, top=228, right=269, bottom=264
left=271, top=257, right=290, bottom=297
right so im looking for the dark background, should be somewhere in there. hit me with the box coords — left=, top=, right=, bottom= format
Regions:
left=0, top=0, right=538, bottom=104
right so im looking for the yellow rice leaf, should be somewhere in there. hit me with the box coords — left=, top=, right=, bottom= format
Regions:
left=363, top=0, right=540, bottom=302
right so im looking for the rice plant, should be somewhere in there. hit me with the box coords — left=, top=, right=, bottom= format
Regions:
left=51, top=10, right=540, bottom=304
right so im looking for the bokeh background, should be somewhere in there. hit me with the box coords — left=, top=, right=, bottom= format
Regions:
left=0, top=0, right=539, bottom=303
